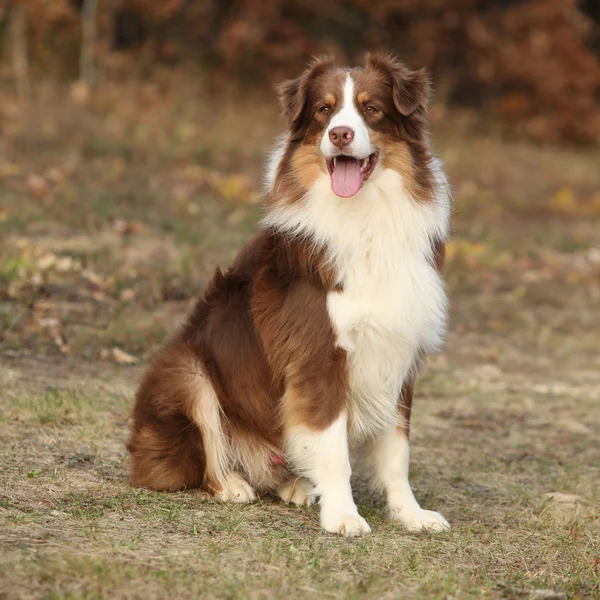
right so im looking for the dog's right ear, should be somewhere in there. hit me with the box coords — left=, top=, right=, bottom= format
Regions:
left=276, top=56, right=336, bottom=141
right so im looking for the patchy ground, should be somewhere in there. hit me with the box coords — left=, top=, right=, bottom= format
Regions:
left=1, top=79, right=599, bottom=599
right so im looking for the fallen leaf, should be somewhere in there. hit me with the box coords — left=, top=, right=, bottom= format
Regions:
left=27, top=174, right=51, bottom=198
left=113, top=219, right=146, bottom=236
left=119, top=288, right=136, bottom=302
left=0, top=163, right=21, bottom=179
left=54, top=256, right=80, bottom=273
left=541, top=492, right=593, bottom=522
left=499, top=585, right=566, bottom=599
left=37, top=318, right=60, bottom=328
left=45, top=166, right=73, bottom=183
left=82, top=269, right=105, bottom=288
left=70, top=81, right=90, bottom=104
left=111, top=347, right=139, bottom=365
left=550, top=187, right=575, bottom=213
left=212, top=173, right=260, bottom=204
left=187, top=202, right=200, bottom=215
left=52, top=330, right=70, bottom=354
left=36, top=253, right=57, bottom=271
left=544, top=492, right=589, bottom=506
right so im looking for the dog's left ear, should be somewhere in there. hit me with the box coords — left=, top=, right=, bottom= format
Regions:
left=276, top=56, right=336, bottom=140
left=392, top=67, right=430, bottom=117
left=366, top=53, right=430, bottom=117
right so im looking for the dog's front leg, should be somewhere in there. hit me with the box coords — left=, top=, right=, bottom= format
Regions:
left=368, top=423, right=450, bottom=532
left=285, top=409, right=370, bottom=536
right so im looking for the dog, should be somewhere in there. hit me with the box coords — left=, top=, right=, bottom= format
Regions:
left=127, top=53, right=452, bottom=536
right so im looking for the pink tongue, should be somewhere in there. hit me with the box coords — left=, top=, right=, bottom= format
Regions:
left=331, top=157, right=362, bottom=198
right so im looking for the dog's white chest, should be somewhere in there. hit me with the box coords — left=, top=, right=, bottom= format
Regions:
left=328, top=243, right=447, bottom=439
left=322, top=170, right=449, bottom=440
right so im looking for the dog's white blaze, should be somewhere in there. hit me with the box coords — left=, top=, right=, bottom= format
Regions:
left=368, top=426, right=450, bottom=531
left=285, top=411, right=371, bottom=535
left=320, top=74, right=372, bottom=159
left=265, top=165, right=450, bottom=440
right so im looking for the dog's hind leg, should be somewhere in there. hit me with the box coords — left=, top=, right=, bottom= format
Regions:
left=183, top=353, right=257, bottom=503
left=129, top=343, right=256, bottom=501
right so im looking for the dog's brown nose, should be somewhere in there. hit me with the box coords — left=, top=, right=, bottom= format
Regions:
left=329, top=126, right=354, bottom=149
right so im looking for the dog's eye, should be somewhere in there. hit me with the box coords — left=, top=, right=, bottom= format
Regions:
left=319, top=106, right=331, bottom=114
left=365, top=106, right=377, bottom=114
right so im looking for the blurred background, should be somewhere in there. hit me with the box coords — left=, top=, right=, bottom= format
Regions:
left=0, top=0, right=599, bottom=368
left=1, top=2, right=600, bottom=597
left=4, top=0, right=600, bottom=141
left=1, top=0, right=600, bottom=361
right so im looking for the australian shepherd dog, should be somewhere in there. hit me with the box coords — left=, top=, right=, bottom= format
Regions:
left=127, top=53, right=452, bottom=536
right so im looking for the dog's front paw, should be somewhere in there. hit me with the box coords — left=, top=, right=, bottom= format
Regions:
left=214, top=472, right=256, bottom=503
left=320, top=511, right=372, bottom=537
left=277, top=477, right=315, bottom=507
left=389, top=507, right=450, bottom=532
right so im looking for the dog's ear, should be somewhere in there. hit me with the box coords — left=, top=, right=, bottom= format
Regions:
left=276, top=78, right=306, bottom=129
left=276, top=56, right=336, bottom=140
left=392, top=67, right=430, bottom=117
left=365, top=53, right=430, bottom=117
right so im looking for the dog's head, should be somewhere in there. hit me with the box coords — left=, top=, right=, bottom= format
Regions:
left=273, top=53, right=431, bottom=199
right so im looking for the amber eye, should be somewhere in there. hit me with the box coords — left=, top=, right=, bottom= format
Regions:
left=365, top=105, right=377, bottom=114
left=319, top=105, right=331, bottom=114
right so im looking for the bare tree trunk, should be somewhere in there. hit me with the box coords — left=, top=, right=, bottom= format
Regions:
left=80, top=0, right=99, bottom=84
left=11, top=3, right=31, bottom=102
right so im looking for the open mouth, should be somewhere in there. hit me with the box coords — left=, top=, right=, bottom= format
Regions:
left=326, top=153, right=379, bottom=198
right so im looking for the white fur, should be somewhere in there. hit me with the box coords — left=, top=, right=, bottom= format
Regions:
left=215, top=472, right=256, bottom=503
left=228, top=435, right=282, bottom=492
left=368, top=426, right=450, bottom=532
left=285, top=411, right=371, bottom=536
left=431, top=155, right=452, bottom=212
left=189, top=366, right=231, bottom=488
left=264, top=166, right=450, bottom=441
left=320, top=74, right=372, bottom=160
left=264, top=133, right=288, bottom=192
left=277, top=476, right=315, bottom=506
left=189, top=363, right=272, bottom=495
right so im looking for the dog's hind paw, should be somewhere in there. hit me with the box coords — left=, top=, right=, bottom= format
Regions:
left=277, top=476, right=315, bottom=507
left=214, top=472, right=257, bottom=503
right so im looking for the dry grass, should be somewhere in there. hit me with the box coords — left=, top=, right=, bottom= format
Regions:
left=1, top=78, right=599, bottom=599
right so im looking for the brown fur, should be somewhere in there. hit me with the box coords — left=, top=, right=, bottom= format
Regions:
left=128, top=229, right=345, bottom=492
left=128, top=53, right=445, bottom=497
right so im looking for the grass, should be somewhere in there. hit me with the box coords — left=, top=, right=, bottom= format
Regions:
left=1, top=77, right=599, bottom=599
left=3, top=389, right=99, bottom=425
